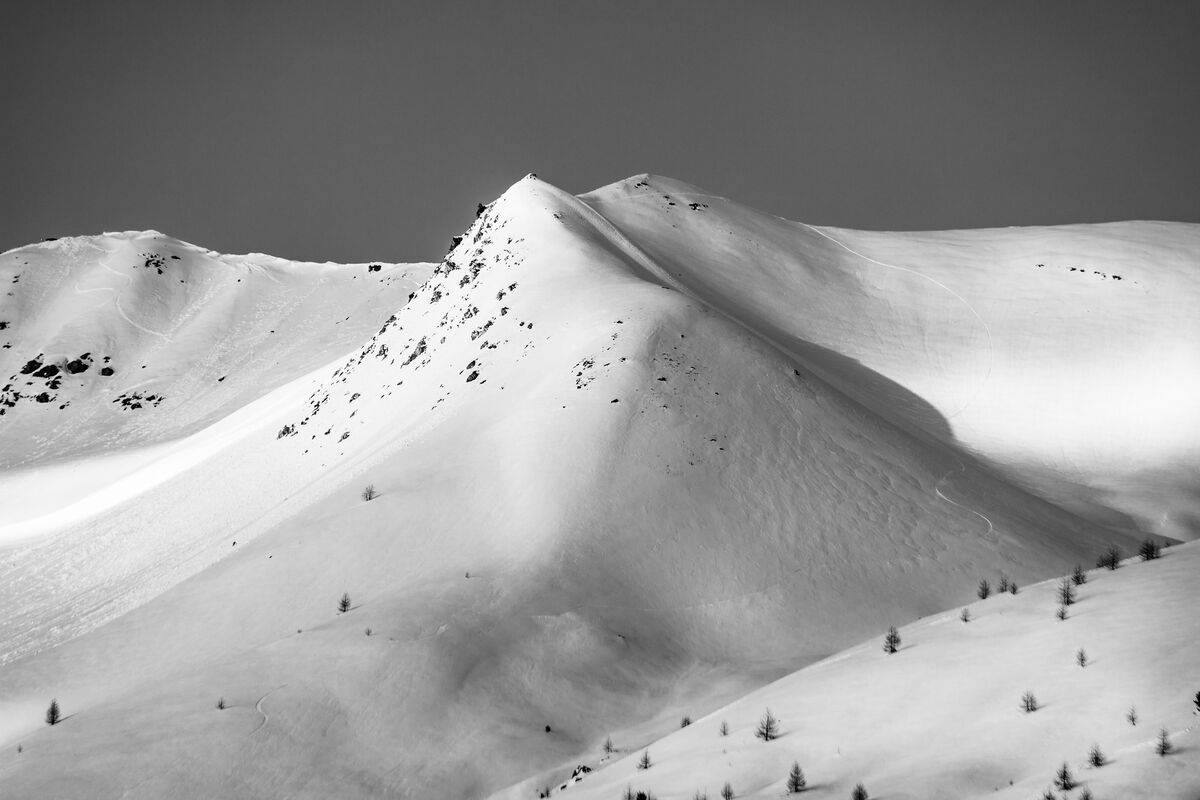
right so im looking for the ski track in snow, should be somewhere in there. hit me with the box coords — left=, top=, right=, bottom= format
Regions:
left=933, top=458, right=996, bottom=540
left=250, top=684, right=287, bottom=736
left=794, top=221, right=995, bottom=421
left=85, top=242, right=173, bottom=341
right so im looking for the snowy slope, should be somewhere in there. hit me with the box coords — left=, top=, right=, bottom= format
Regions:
left=0, top=176, right=1192, bottom=800
left=0, top=231, right=431, bottom=539
left=583, top=176, right=1200, bottom=539
left=527, top=543, right=1200, bottom=800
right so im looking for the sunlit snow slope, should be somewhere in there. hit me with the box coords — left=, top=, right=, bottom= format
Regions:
left=584, top=176, right=1200, bottom=539
left=0, top=176, right=1192, bottom=800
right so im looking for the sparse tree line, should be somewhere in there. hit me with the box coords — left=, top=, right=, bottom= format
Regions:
left=599, top=539, right=1187, bottom=800
left=610, top=708, right=867, bottom=799
left=1022, top=539, right=1180, bottom=798
left=1033, top=727, right=1174, bottom=799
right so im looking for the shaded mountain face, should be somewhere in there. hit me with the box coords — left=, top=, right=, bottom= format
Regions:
left=0, top=175, right=1192, bottom=799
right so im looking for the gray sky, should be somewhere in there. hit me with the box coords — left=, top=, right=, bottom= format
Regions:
left=2, top=1, right=1197, bottom=263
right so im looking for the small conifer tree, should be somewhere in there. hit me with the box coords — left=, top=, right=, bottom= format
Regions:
left=1087, top=743, right=1105, bottom=767
left=977, top=579, right=991, bottom=599
left=1139, top=538, right=1161, bottom=561
left=361, top=484, right=377, bottom=501
left=883, top=625, right=901, bottom=654
left=1009, top=581, right=1018, bottom=594
left=851, top=783, right=868, bottom=800
left=719, top=720, right=729, bottom=736
left=637, top=750, right=652, bottom=770
left=1079, top=790, right=1093, bottom=800
left=997, top=575, right=1009, bottom=593
left=1056, top=605, right=1068, bottom=621
left=1077, top=648, right=1087, bottom=667
left=1156, top=727, right=1172, bottom=756
left=45, top=699, right=60, bottom=726
left=338, top=592, right=352, bottom=613
left=754, top=708, right=779, bottom=741
left=604, top=735, right=614, bottom=755
left=960, top=608, right=970, bottom=623
left=1054, top=762, right=1076, bottom=790
left=786, top=761, right=807, bottom=793
left=680, top=715, right=692, bottom=727
left=721, top=782, right=734, bottom=800
left=216, top=697, right=225, bottom=710
left=1127, top=706, right=1137, bottom=726
left=1058, top=577, right=1076, bottom=606
left=1096, top=545, right=1121, bottom=570
left=1193, top=690, right=1200, bottom=713
left=1021, top=690, right=1038, bottom=713
left=1072, top=563, right=1087, bottom=585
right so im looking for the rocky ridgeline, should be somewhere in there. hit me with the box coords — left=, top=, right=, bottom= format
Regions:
left=278, top=191, right=546, bottom=448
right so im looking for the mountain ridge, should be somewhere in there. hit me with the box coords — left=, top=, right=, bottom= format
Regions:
left=0, top=174, right=1192, bottom=799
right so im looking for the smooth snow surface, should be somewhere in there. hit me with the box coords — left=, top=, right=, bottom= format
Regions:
left=583, top=177, right=1200, bottom=539
left=0, top=176, right=1195, bottom=799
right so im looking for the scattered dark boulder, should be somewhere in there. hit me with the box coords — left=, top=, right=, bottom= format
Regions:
left=99, top=367, right=115, bottom=376
left=19, top=358, right=42, bottom=375
left=34, top=364, right=59, bottom=379
left=466, top=370, right=480, bottom=382
left=141, top=253, right=166, bottom=273
left=65, top=358, right=90, bottom=374
left=35, top=392, right=51, bottom=403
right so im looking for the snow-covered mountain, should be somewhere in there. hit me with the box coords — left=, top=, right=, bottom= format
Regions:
left=0, top=175, right=1194, bottom=799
